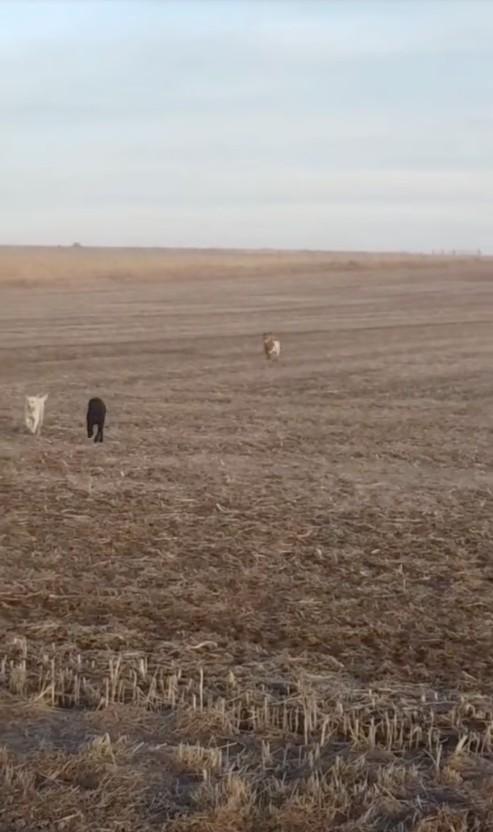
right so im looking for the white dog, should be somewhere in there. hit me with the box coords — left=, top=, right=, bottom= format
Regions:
left=25, top=394, right=48, bottom=435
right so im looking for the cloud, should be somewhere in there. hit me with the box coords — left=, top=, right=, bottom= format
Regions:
left=252, top=1, right=493, bottom=60
left=3, top=0, right=492, bottom=124
left=0, top=0, right=491, bottom=250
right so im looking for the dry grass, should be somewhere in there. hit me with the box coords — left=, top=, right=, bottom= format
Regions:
left=1, top=246, right=493, bottom=830
left=0, top=244, right=464, bottom=288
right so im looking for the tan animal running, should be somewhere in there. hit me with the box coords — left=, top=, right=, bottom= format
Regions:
left=263, top=333, right=281, bottom=360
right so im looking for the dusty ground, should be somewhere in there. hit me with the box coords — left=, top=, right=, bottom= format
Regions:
left=1, top=247, right=493, bottom=830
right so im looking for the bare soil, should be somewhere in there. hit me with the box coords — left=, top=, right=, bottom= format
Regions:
left=1, top=247, right=493, bottom=830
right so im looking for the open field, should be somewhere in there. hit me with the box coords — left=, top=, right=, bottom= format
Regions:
left=1, top=247, right=493, bottom=830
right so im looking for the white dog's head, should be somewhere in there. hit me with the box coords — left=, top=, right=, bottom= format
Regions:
left=25, top=394, right=48, bottom=435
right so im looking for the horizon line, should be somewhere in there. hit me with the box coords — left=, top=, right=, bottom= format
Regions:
left=0, top=243, right=487, bottom=257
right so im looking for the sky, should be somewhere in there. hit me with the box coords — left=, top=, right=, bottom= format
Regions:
left=1, top=0, right=492, bottom=252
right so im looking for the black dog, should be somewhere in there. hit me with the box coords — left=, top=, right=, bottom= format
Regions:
left=87, top=397, right=106, bottom=443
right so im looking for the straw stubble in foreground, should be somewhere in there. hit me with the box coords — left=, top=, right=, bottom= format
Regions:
left=1, top=247, right=493, bottom=830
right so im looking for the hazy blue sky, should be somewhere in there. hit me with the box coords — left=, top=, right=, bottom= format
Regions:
left=1, top=0, right=492, bottom=251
